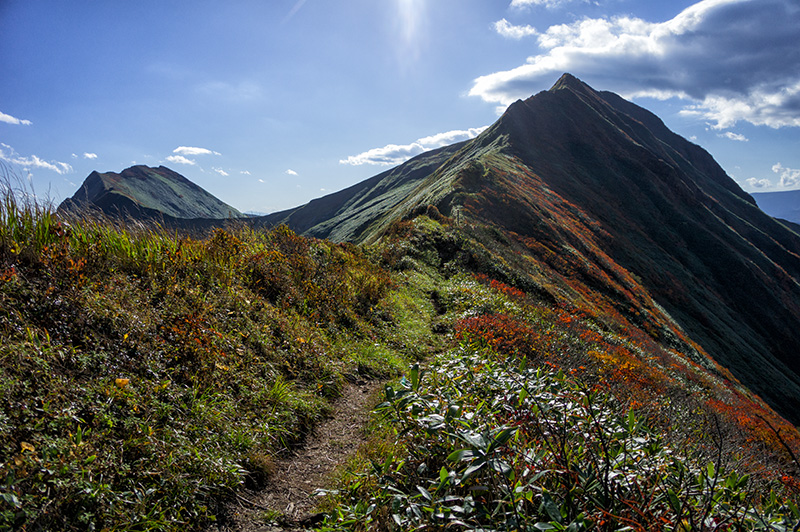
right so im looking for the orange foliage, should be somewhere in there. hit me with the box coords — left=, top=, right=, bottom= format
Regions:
left=454, top=313, right=542, bottom=359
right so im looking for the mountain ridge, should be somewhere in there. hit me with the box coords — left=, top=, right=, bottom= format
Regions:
left=56, top=74, right=800, bottom=425
left=288, top=73, right=800, bottom=424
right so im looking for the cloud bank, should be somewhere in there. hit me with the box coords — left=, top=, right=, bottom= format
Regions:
left=477, top=0, right=800, bottom=129
left=340, top=126, right=489, bottom=166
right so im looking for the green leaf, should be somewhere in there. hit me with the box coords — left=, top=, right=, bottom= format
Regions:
left=461, top=461, right=487, bottom=481
left=667, top=488, right=681, bottom=513
left=490, top=426, right=516, bottom=450
left=0, top=493, right=21, bottom=508
left=409, top=363, right=420, bottom=391
left=416, top=486, right=432, bottom=501
left=519, top=388, right=528, bottom=402
left=447, top=449, right=473, bottom=462
left=542, top=492, right=563, bottom=523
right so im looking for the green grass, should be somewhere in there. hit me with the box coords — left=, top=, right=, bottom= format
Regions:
left=0, top=184, right=413, bottom=530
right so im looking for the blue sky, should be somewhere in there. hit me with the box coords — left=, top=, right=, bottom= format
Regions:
left=1, top=0, right=799, bottom=213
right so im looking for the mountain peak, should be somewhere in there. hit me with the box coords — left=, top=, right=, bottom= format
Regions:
left=549, top=73, right=589, bottom=93
left=59, top=165, right=244, bottom=220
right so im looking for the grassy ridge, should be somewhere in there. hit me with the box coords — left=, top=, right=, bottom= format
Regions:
left=318, top=214, right=800, bottom=530
left=0, top=187, right=413, bottom=530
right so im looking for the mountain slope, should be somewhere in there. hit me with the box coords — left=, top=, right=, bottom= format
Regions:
left=59, top=165, right=243, bottom=220
left=258, top=142, right=465, bottom=242
left=283, top=74, right=800, bottom=424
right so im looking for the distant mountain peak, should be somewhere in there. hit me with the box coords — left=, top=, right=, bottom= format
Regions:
left=59, top=164, right=243, bottom=221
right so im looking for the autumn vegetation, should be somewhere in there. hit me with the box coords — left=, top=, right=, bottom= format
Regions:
left=1, top=179, right=799, bottom=530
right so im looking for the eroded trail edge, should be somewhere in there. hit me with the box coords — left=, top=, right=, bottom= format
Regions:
left=213, top=379, right=382, bottom=531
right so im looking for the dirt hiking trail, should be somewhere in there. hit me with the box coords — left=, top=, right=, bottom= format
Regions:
left=209, top=379, right=382, bottom=531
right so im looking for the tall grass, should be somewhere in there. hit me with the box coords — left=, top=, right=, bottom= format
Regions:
left=0, top=175, right=406, bottom=531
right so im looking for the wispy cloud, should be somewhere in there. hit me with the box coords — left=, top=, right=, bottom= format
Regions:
left=173, top=146, right=221, bottom=156
left=510, top=0, right=583, bottom=9
left=212, top=167, right=229, bottom=177
left=285, top=169, right=298, bottom=176
left=0, top=111, right=32, bottom=126
left=0, top=143, right=72, bottom=174
left=471, top=0, right=800, bottom=130
left=83, top=152, right=98, bottom=159
left=340, top=126, right=489, bottom=166
left=719, top=132, right=748, bottom=142
left=195, top=80, right=262, bottom=103
left=165, top=155, right=197, bottom=166
left=495, top=19, right=538, bottom=39
left=240, top=170, right=251, bottom=175
left=282, top=0, right=308, bottom=24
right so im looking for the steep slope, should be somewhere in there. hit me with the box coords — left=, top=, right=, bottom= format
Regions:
left=291, top=74, right=800, bottom=424
left=258, top=142, right=465, bottom=242
left=59, top=165, right=243, bottom=220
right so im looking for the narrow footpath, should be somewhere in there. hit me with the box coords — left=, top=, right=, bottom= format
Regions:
left=209, top=379, right=382, bottom=532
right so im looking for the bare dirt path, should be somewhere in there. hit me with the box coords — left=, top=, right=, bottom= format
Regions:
left=209, top=379, right=382, bottom=532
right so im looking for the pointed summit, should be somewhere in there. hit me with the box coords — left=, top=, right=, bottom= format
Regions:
left=59, top=165, right=244, bottom=221
left=548, top=72, right=588, bottom=92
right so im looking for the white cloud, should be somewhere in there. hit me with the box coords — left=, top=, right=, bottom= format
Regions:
left=470, top=0, right=800, bottom=130
left=340, top=126, right=489, bottom=166
left=212, top=167, right=229, bottom=177
left=285, top=169, right=298, bottom=176
left=173, top=146, right=221, bottom=156
left=83, top=152, right=98, bottom=159
left=495, top=19, right=538, bottom=39
left=719, top=132, right=748, bottom=142
left=0, top=111, right=32, bottom=126
left=511, top=0, right=580, bottom=8
left=165, top=155, right=197, bottom=166
left=773, top=163, right=800, bottom=188
left=0, top=143, right=72, bottom=174
left=746, top=177, right=772, bottom=188
left=258, top=178, right=265, bottom=183
left=240, top=170, right=251, bottom=175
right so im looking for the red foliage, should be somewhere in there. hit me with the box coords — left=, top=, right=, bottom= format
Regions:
left=454, top=313, right=542, bottom=359
left=473, top=273, right=527, bottom=301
